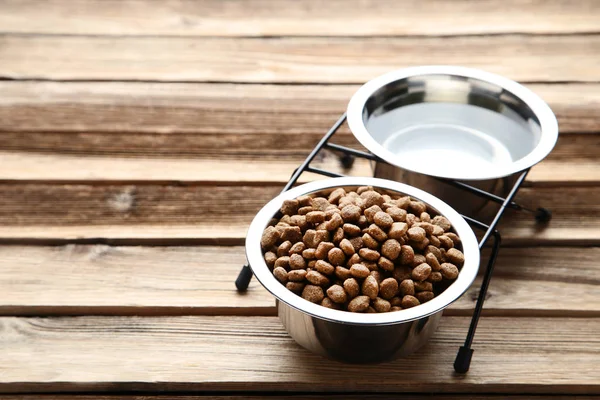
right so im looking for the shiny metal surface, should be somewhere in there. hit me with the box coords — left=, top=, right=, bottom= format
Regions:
left=246, top=177, right=480, bottom=363
left=347, top=66, right=558, bottom=182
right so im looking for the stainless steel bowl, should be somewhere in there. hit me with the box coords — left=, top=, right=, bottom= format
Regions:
left=346, top=66, right=559, bottom=216
left=246, top=177, right=480, bottom=363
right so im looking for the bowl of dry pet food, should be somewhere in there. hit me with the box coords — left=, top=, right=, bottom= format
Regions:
left=246, top=177, right=479, bottom=363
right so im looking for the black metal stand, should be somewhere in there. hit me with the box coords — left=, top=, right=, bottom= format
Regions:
left=234, top=113, right=551, bottom=372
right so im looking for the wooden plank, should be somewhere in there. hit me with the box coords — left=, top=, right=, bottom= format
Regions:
left=1, top=0, right=599, bottom=37
left=0, top=183, right=597, bottom=245
left=0, top=316, right=598, bottom=393
left=1, top=82, right=599, bottom=134
left=1, top=35, right=599, bottom=82
left=0, top=245, right=597, bottom=317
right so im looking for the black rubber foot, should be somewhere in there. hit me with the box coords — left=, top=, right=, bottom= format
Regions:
left=339, top=153, right=355, bottom=169
left=235, top=265, right=253, bottom=292
left=535, top=207, right=552, bottom=223
left=454, top=346, right=474, bottom=373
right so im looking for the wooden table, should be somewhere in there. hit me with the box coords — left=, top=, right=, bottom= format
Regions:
left=1, top=1, right=599, bottom=398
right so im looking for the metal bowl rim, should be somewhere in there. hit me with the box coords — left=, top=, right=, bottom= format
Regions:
left=346, top=65, right=559, bottom=180
left=245, top=177, right=480, bottom=326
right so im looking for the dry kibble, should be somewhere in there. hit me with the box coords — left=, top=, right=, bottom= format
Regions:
left=426, top=245, right=442, bottom=261
left=414, top=281, right=433, bottom=292
left=377, top=256, right=395, bottom=272
left=306, top=211, right=326, bottom=224
left=431, top=224, right=445, bottom=236
left=406, top=213, right=418, bottom=226
left=411, top=237, right=430, bottom=251
left=412, top=253, right=427, bottom=268
left=432, top=215, right=452, bottom=231
left=359, top=248, right=380, bottom=261
left=290, top=215, right=308, bottom=231
left=325, top=207, right=341, bottom=220
left=357, top=215, right=368, bottom=228
left=416, top=291, right=435, bottom=303
left=379, top=278, right=399, bottom=300
left=428, top=234, right=441, bottom=248
left=373, top=297, right=392, bottom=313
left=344, top=278, right=360, bottom=298
left=409, top=200, right=427, bottom=215
left=277, top=241, right=292, bottom=257
left=303, top=229, right=317, bottom=248
left=286, top=281, right=305, bottom=294
left=364, top=261, right=378, bottom=271
left=280, top=225, right=302, bottom=243
left=399, top=245, right=415, bottom=265
left=339, top=238, right=356, bottom=256
left=428, top=271, right=443, bottom=282
left=306, top=270, right=330, bottom=286
left=297, top=195, right=312, bottom=206
left=393, top=265, right=412, bottom=281
left=386, top=206, right=407, bottom=222
left=420, top=212, right=431, bottom=223
left=425, top=252, right=442, bottom=271
left=328, top=248, right=346, bottom=266
left=343, top=223, right=361, bottom=237
left=348, top=295, right=371, bottom=312
left=412, top=263, right=432, bottom=281
left=445, top=232, right=461, bottom=246
left=289, top=241, right=306, bottom=255
left=350, top=264, right=371, bottom=279
left=366, top=224, right=388, bottom=242
left=400, top=279, right=415, bottom=296
left=341, top=204, right=361, bottom=223
left=347, top=253, right=361, bottom=267
left=440, top=263, right=459, bottom=280
left=362, top=233, right=380, bottom=250
left=261, top=226, right=280, bottom=249
left=311, top=197, right=330, bottom=212
left=446, top=248, right=465, bottom=266
left=327, top=213, right=344, bottom=231
left=315, top=260, right=335, bottom=275
left=289, top=253, right=306, bottom=270
left=280, top=215, right=292, bottom=225
left=391, top=306, right=402, bottom=312
left=370, top=270, right=383, bottom=283
left=362, top=275, right=379, bottom=299
left=335, top=266, right=352, bottom=280
left=320, top=297, right=337, bottom=309
left=328, top=188, right=346, bottom=204
left=302, top=285, right=325, bottom=303
left=264, top=251, right=277, bottom=269
left=438, top=235, right=454, bottom=249
left=356, top=186, right=373, bottom=195
left=302, top=248, right=316, bottom=260
left=280, top=199, right=299, bottom=216
left=407, top=226, right=426, bottom=242
left=315, top=242, right=335, bottom=259
left=307, top=260, right=316, bottom=269
left=401, top=295, right=420, bottom=309
left=416, top=222, right=435, bottom=235
left=315, top=222, right=328, bottom=231
left=361, top=190, right=384, bottom=208
left=327, top=284, right=348, bottom=304
left=388, top=222, right=409, bottom=240
left=381, top=239, right=402, bottom=260
left=373, top=211, right=394, bottom=229
left=332, top=227, right=345, bottom=243
left=390, top=296, right=402, bottom=307
left=297, top=206, right=313, bottom=215
left=349, top=236, right=364, bottom=252
left=274, top=256, right=290, bottom=269
left=288, top=269, right=307, bottom=282
left=273, top=267, right=288, bottom=283
left=364, top=205, right=383, bottom=223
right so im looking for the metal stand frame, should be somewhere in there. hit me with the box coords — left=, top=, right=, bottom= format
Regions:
left=234, top=113, right=551, bottom=373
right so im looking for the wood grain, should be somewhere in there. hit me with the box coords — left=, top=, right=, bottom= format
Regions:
left=0, top=245, right=597, bottom=317
left=1, top=35, right=599, bottom=82
left=1, top=0, right=599, bottom=36
left=0, top=183, right=596, bottom=245
left=0, top=316, right=598, bottom=393
left=2, top=82, right=599, bottom=134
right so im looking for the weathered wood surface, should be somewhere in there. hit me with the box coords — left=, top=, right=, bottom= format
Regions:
left=0, top=245, right=597, bottom=317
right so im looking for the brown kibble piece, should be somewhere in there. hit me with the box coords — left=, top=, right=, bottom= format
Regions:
left=412, top=263, right=432, bottom=281
left=302, top=285, right=325, bottom=303
left=261, top=226, right=280, bottom=249
left=411, top=237, right=430, bottom=251
left=412, top=254, right=427, bottom=267
left=347, top=253, right=361, bottom=267
left=438, top=235, right=454, bottom=249
left=428, top=234, right=441, bottom=248
left=306, top=270, right=330, bottom=286
left=381, top=239, right=402, bottom=260
left=344, top=278, right=360, bottom=298
left=446, top=248, right=465, bottom=266
left=445, top=232, right=461, bottom=245
left=370, top=270, right=383, bottom=283
left=431, top=225, right=445, bottom=236
left=409, top=200, right=427, bottom=215
left=327, top=213, right=344, bottom=231
left=349, top=236, right=364, bottom=252
left=302, top=248, right=316, bottom=260
left=388, top=222, right=409, bottom=240
left=428, top=271, right=443, bottom=282
left=396, top=196, right=411, bottom=209
left=286, top=281, right=305, bottom=294
left=328, top=248, right=346, bottom=266
left=273, top=267, right=288, bottom=283
left=320, top=297, right=337, bottom=309
left=366, top=224, right=388, bottom=242
left=440, top=263, right=459, bottom=280
left=290, top=215, right=308, bottom=231
left=289, top=242, right=306, bottom=255
left=361, top=190, right=384, bottom=208
left=327, top=284, right=348, bottom=304
left=328, top=188, right=346, bottom=204
left=432, top=215, right=452, bottom=231
left=416, top=291, right=435, bottom=303
left=364, top=205, right=383, bottom=223
left=325, top=207, right=341, bottom=220
left=307, top=260, right=316, bottom=269
left=416, top=222, right=435, bottom=235
left=335, top=266, right=352, bottom=280
left=362, top=233, right=379, bottom=250
left=386, top=206, right=407, bottom=222
left=414, top=281, right=433, bottom=292
left=311, top=197, right=330, bottom=212
left=297, top=195, right=311, bottom=206
left=288, top=269, right=307, bottom=282
left=356, top=186, right=373, bottom=194
left=289, top=253, right=306, bottom=270
left=350, top=264, right=370, bottom=279
left=281, top=225, right=302, bottom=243
left=379, top=277, right=399, bottom=299
left=400, top=279, right=415, bottom=296
left=357, top=215, right=368, bottom=228
left=391, top=306, right=402, bottom=312
left=399, top=245, right=415, bottom=265
left=332, top=227, right=345, bottom=243
left=280, top=199, right=299, bottom=216
left=315, top=222, right=328, bottom=231
left=264, top=251, right=277, bottom=269
left=277, top=241, right=292, bottom=257
left=274, top=256, right=290, bottom=269
left=390, top=296, right=402, bottom=307
left=426, top=245, right=442, bottom=261
left=363, top=261, right=378, bottom=271
left=407, top=226, right=426, bottom=242
left=420, top=212, right=431, bottom=223
left=339, top=238, right=355, bottom=256
left=348, top=295, right=371, bottom=312
left=393, top=265, right=412, bottom=281
left=373, top=297, right=392, bottom=313
left=306, top=211, right=326, bottom=224
left=374, top=211, right=394, bottom=229
left=343, top=223, right=361, bottom=237
left=315, top=260, right=335, bottom=275
left=401, top=295, right=420, bottom=309
left=362, top=275, right=379, bottom=299
left=315, top=241, right=335, bottom=260
left=425, top=252, right=442, bottom=271
left=298, top=206, right=313, bottom=215
left=378, top=256, right=395, bottom=272
left=359, top=248, right=380, bottom=261
left=340, top=204, right=361, bottom=223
